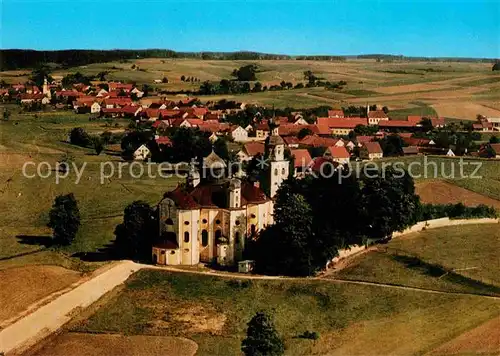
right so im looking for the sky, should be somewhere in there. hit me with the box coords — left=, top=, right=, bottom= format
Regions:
left=1, top=0, right=499, bottom=58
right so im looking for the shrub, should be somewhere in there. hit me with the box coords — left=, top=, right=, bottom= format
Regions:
left=418, top=203, right=497, bottom=220
left=298, top=331, right=320, bottom=340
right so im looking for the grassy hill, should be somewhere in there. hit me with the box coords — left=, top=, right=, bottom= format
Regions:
left=66, top=266, right=499, bottom=356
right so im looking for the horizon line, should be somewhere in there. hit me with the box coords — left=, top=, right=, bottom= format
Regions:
left=1, top=48, right=498, bottom=61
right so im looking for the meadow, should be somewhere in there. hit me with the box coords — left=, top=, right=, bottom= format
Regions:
left=3, top=58, right=500, bottom=118
left=0, top=106, right=181, bottom=271
left=61, top=266, right=499, bottom=356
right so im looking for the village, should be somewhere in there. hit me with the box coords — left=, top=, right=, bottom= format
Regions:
left=1, top=58, right=500, bottom=356
left=2, top=76, right=500, bottom=171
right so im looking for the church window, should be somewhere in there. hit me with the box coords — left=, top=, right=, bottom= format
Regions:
left=215, top=229, right=222, bottom=243
left=274, top=169, right=278, bottom=176
left=250, top=224, right=256, bottom=235
left=161, top=250, right=165, bottom=255
left=170, top=251, right=175, bottom=255
left=235, top=220, right=240, bottom=225
left=235, top=232, right=240, bottom=244
left=250, top=213, right=256, bottom=219
left=184, top=232, right=190, bottom=243
left=184, top=221, right=190, bottom=225
left=282, top=168, right=286, bottom=175
left=215, top=219, right=221, bottom=225
left=202, top=218, right=208, bottom=224
left=202, top=230, right=208, bottom=246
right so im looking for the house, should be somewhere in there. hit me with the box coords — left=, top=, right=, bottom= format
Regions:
left=323, top=145, right=350, bottom=165
left=91, top=101, right=101, bottom=114
left=379, top=120, right=418, bottom=131
left=446, top=149, right=455, bottom=157
left=299, top=135, right=341, bottom=148
left=403, top=146, right=420, bottom=156
left=344, top=140, right=356, bottom=151
left=131, top=87, right=144, bottom=98
left=255, top=123, right=270, bottom=139
left=472, top=121, right=493, bottom=132
left=133, top=144, right=151, bottom=161
left=284, top=136, right=300, bottom=148
left=489, top=143, right=500, bottom=158
left=367, top=110, right=389, bottom=125
left=327, top=109, right=344, bottom=118
left=19, top=93, right=45, bottom=104
left=317, top=117, right=368, bottom=135
left=208, top=133, right=218, bottom=143
left=486, top=117, right=500, bottom=130
left=237, top=142, right=265, bottom=161
left=230, top=126, right=248, bottom=142
left=360, top=142, right=383, bottom=160
left=290, top=149, right=312, bottom=177
left=155, top=136, right=172, bottom=147
left=407, top=115, right=446, bottom=128
left=152, top=122, right=288, bottom=266
left=108, top=82, right=134, bottom=92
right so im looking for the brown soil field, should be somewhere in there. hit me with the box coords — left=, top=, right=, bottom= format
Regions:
left=428, top=316, right=500, bottom=355
left=415, top=180, right=500, bottom=209
left=23, top=332, right=198, bottom=356
left=0, top=265, right=81, bottom=324
left=432, top=102, right=500, bottom=120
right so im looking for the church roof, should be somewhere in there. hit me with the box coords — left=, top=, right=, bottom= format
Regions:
left=203, top=151, right=227, bottom=169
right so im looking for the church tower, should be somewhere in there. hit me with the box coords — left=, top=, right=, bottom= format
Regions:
left=43, top=78, right=51, bottom=99
left=266, top=117, right=289, bottom=198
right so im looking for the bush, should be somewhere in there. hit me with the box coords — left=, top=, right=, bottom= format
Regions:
left=418, top=203, right=497, bottom=220
left=298, top=331, right=320, bottom=340
left=69, top=127, right=90, bottom=147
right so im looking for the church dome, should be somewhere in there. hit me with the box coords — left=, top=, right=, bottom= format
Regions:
left=203, top=150, right=227, bottom=169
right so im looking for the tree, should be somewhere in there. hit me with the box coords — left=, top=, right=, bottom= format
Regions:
left=489, top=136, right=499, bottom=144
left=91, top=135, right=105, bottom=155
left=213, top=137, right=229, bottom=160
left=241, top=311, right=284, bottom=356
left=298, top=127, right=313, bottom=139
left=420, top=117, right=433, bottom=132
left=180, top=75, right=186, bottom=81
left=162, top=76, right=168, bottom=83
left=2, top=109, right=10, bottom=121
left=379, top=134, right=404, bottom=156
left=354, top=124, right=378, bottom=136
left=47, top=193, right=81, bottom=245
left=253, top=82, right=263, bottom=92
left=69, top=127, right=91, bottom=147
left=114, top=201, right=155, bottom=258
left=30, top=65, right=53, bottom=88
left=382, top=106, right=389, bottom=114
left=360, top=167, right=420, bottom=240
left=232, top=64, right=258, bottom=81
left=492, top=62, right=500, bottom=71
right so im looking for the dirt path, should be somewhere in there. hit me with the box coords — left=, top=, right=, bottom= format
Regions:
left=0, top=261, right=142, bottom=355
left=2, top=259, right=499, bottom=355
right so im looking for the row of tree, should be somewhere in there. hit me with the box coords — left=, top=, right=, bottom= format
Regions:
left=248, top=167, right=421, bottom=276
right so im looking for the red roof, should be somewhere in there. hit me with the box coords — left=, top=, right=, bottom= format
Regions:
left=241, top=181, right=268, bottom=203
left=309, top=157, right=340, bottom=173
left=368, top=110, right=388, bottom=119
left=155, top=136, right=172, bottom=145
left=300, top=135, right=340, bottom=148
left=317, top=117, right=368, bottom=128
left=402, top=137, right=431, bottom=146
left=407, top=115, right=423, bottom=124
left=363, top=141, right=383, bottom=154
left=20, top=93, right=44, bottom=100
left=166, top=186, right=200, bottom=209
left=379, top=120, right=417, bottom=128
left=152, top=120, right=169, bottom=129
left=291, top=149, right=313, bottom=168
left=328, top=109, right=344, bottom=118
left=356, top=135, right=375, bottom=144
left=108, top=82, right=133, bottom=91
left=104, top=98, right=133, bottom=107
left=284, top=136, right=300, bottom=146
left=159, top=109, right=182, bottom=118
left=326, top=146, right=350, bottom=159
left=490, top=143, right=500, bottom=154
left=244, top=142, right=265, bottom=157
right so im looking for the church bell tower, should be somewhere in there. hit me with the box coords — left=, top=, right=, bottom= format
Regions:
left=266, top=117, right=289, bottom=198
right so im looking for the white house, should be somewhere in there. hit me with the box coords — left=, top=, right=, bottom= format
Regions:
left=91, top=102, right=101, bottom=114
left=231, top=126, right=248, bottom=142
left=133, top=144, right=151, bottom=161
left=131, top=87, right=144, bottom=98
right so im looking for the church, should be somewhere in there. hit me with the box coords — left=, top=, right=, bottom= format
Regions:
left=152, top=119, right=289, bottom=266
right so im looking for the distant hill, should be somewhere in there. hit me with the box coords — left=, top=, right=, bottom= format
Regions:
left=0, top=49, right=496, bottom=71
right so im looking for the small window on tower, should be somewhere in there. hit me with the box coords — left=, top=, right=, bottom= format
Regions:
left=274, top=169, right=278, bottom=176
left=282, top=168, right=286, bottom=175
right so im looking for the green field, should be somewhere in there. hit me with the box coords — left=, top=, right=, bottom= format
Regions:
left=69, top=268, right=499, bottom=356
left=3, top=58, right=500, bottom=117
left=337, top=224, right=500, bottom=292
left=0, top=107, right=180, bottom=271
